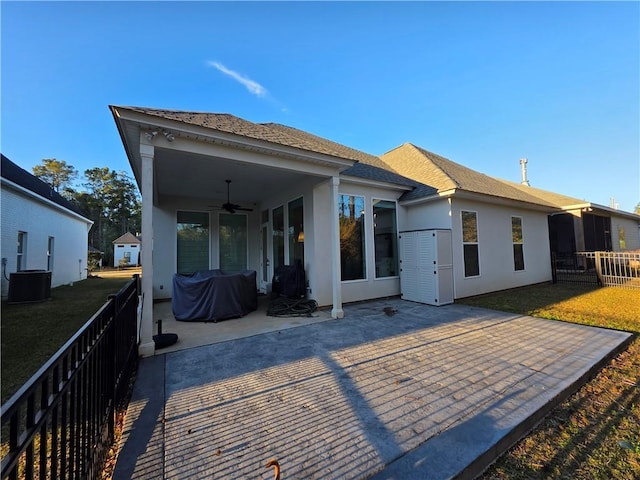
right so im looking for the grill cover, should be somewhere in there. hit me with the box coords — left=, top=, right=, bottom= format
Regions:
left=172, top=270, right=257, bottom=322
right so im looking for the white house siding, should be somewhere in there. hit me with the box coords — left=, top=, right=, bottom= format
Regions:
left=611, top=215, right=640, bottom=251
left=403, top=199, right=453, bottom=231
left=451, top=199, right=552, bottom=299
left=152, top=177, right=319, bottom=301
left=113, top=242, right=140, bottom=267
left=1, top=186, right=90, bottom=297
left=150, top=196, right=260, bottom=300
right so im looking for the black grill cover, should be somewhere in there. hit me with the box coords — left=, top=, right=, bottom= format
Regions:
left=272, top=261, right=306, bottom=298
left=172, top=270, right=257, bottom=322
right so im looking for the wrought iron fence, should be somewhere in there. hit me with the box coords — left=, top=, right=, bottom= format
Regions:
left=1, top=275, right=140, bottom=480
left=552, top=251, right=640, bottom=289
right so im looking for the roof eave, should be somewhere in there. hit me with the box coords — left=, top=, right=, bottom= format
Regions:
left=340, top=174, right=414, bottom=191
left=110, top=106, right=356, bottom=176
left=401, top=188, right=561, bottom=213
left=2, top=177, right=94, bottom=225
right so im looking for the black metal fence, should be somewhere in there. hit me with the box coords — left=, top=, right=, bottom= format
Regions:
left=552, top=252, right=640, bottom=289
left=1, top=275, right=140, bottom=480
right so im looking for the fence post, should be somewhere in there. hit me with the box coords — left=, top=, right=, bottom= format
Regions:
left=594, top=251, right=604, bottom=286
left=551, top=252, right=557, bottom=284
left=108, top=294, right=118, bottom=441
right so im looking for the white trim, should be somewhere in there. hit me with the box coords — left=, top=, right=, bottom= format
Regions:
left=372, top=197, right=400, bottom=280
left=218, top=211, right=249, bottom=272
left=1, top=178, right=93, bottom=225
left=330, top=176, right=343, bottom=318
left=461, top=209, right=481, bottom=278
left=511, top=215, right=526, bottom=272
left=139, top=144, right=155, bottom=357
left=340, top=174, right=414, bottom=191
left=338, top=191, right=368, bottom=282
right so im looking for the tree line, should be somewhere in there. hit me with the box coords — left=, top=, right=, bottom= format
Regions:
left=33, top=158, right=141, bottom=268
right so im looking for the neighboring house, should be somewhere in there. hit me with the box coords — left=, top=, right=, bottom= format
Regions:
left=109, top=106, right=640, bottom=356
left=1, top=154, right=94, bottom=298
left=112, top=232, right=141, bottom=267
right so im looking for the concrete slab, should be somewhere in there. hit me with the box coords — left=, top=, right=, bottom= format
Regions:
left=151, top=296, right=333, bottom=354
left=113, top=299, right=631, bottom=480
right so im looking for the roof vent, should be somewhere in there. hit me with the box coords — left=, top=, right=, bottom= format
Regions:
left=519, top=158, right=530, bottom=186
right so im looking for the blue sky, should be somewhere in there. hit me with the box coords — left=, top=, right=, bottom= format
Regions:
left=2, top=1, right=639, bottom=212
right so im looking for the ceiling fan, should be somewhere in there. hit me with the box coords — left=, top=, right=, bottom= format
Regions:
left=210, top=180, right=253, bottom=214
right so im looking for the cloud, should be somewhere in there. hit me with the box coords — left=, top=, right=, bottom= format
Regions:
left=208, top=61, right=267, bottom=97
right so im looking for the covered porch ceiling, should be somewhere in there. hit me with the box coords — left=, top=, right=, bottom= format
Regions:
left=153, top=147, right=318, bottom=204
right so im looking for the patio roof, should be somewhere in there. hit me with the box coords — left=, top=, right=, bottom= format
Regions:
left=110, top=106, right=424, bottom=204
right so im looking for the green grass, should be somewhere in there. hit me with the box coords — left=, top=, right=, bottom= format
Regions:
left=459, top=283, right=640, bottom=480
left=1, top=275, right=134, bottom=403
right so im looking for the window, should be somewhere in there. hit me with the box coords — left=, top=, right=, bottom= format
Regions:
left=461, top=211, right=479, bottom=277
left=272, top=206, right=285, bottom=269
left=124, top=251, right=132, bottom=264
left=219, top=213, right=247, bottom=273
left=512, top=216, right=525, bottom=271
left=17, top=232, right=26, bottom=271
left=339, top=194, right=366, bottom=281
left=619, top=226, right=626, bottom=250
left=177, top=211, right=209, bottom=274
left=47, top=236, right=54, bottom=271
left=288, top=197, right=304, bottom=265
left=373, top=199, right=398, bottom=278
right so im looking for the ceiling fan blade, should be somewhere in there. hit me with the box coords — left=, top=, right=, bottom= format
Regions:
left=218, top=180, right=253, bottom=213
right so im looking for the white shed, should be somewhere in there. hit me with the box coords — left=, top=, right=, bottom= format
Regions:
left=112, top=232, right=141, bottom=267
left=399, top=229, right=454, bottom=306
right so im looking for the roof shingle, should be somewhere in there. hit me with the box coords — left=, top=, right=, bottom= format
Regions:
left=1, top=154, right=89, bottom=218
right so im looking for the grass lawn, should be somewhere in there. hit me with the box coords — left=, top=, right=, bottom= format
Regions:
left=459, top=283, right=640, bottom=479
left=1, top=270, right=137, bottom=404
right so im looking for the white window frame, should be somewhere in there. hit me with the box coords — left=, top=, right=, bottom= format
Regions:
left=47, top=236, right=54, bottom=271
left=512, top=216, right=525, bottom=272
left=17, top=231, right=27, bottom=271
left=339, top=192, right=367, bottom=282
left=218, top=212, right=249, bottom=273
left=461, top=210, right=480, bottom=278
left=176, top=210, right=211, bottom=274
left=372, top=198, right=399, bottom=279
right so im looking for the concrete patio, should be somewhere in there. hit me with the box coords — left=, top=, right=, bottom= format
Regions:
left=113, top=298, right=631, bottom=480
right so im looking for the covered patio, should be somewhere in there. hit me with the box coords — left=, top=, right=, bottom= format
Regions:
left=113, top=299, right=631, bottom=479
left=111, top=106, right=372, bottom=357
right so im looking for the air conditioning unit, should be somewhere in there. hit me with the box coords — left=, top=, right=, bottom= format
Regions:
left=8, top=270, right=52, bottom=304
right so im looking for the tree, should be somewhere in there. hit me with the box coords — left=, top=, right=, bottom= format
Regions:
left=81, top=167, right=141, bottom=266
left=32, top=158, right=78, bottom=195
left=635, top=202, right=640, bottom=215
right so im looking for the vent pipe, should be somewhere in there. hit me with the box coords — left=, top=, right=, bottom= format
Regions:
left=519, top=158, right=530, bottom=186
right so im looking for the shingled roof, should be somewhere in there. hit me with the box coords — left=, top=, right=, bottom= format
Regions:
left=1, top=154, right=89, bottom=219
left=381, top=144, right=561, bottom=208
left=115, top=107, right=605, bottom=211
left=116, top=106, right=390, bottom=166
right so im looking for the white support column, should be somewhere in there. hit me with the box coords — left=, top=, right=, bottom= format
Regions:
left=330, top=176, right=344, bottom=318
left=139, top=143, right=155, bottom=357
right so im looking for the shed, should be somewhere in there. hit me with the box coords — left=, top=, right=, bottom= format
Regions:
left=112, top=232, right=141, bottom=267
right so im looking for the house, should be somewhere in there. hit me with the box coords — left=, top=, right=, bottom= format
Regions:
left=112, top=232, right=141, bottom=267
left=109, top=106, right=640, bottom=356
left=1, top=154, right=94, bottom=298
